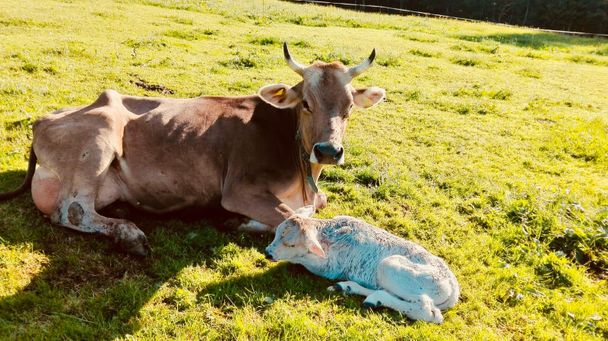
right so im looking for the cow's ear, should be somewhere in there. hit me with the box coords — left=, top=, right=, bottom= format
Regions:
left=306, top=230, right=326, bottom=258
left=258, top=84, right=301, bottom=108
left=353, top=87, right=385, bottom=108
left=276, top=203, right=296, bottom=220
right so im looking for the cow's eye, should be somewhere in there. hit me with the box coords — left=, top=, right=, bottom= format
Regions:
left=283, top=241, right=296, bottom=248
left=302, top=100, right=311, bottom=112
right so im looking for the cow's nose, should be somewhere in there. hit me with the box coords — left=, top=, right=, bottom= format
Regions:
left=264, top=249, right=273, bottom=260
left=334, top=146, right=344, bottom=161
left=313, top=143, right=344, bottom=162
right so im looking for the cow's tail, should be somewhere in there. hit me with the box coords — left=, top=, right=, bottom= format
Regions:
left=0, top=146, right=37, bottom=201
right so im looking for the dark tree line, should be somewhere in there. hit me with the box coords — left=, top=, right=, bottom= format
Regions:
left=321, top=0, right=608, bottom=34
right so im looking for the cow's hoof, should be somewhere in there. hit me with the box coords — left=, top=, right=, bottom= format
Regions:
left=113, top=223, right=150, bottom=256
left=117, top=234, right=150, bottom=256
left=237, top=220, right=271, bottom=233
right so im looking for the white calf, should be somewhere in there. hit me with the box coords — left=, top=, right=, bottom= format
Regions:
left=265, top=209, right=459, bottom=323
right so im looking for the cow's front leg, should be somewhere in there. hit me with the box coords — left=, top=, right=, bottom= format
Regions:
left=221, top=190, right=285, bottom=233
left=239, top=203, right=313, bottom=232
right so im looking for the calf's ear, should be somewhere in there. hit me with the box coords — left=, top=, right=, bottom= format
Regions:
left=258, top=84, right=301, bottom=108
left=353, top=87, right=385, bottom=108
left=276, top=203, right=296, bottom=220
left=306, top=231, right=326, bottom=258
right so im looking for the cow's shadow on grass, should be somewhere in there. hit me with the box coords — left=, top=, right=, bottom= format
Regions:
left=0, top=181, right=398, bottom=339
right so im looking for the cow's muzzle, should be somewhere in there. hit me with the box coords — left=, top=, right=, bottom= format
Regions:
left=311, top=142, right=344, bottom=165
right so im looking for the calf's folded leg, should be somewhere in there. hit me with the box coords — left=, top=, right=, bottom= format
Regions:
left=377, top=255, right=456, bottom=309
left=328, top=281, right=374, bottom=296
left=363, top=290, right=443, bottom=324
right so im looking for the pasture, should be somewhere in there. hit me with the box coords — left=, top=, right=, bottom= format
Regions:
left=0, top=0, right=607, bottom=339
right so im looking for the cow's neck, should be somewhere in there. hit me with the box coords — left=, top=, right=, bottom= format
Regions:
left=298, top=142, right=318, bottom=192
left=296, top=131, right=323, bottom=205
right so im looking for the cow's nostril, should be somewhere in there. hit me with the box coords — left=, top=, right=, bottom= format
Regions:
left=264, top=250, right=273, bottom=260
left=313, top=144, right=323, bottom=160
left=334, top=147, right=344, bottom=160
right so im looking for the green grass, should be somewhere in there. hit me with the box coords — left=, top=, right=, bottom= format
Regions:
left=1, top=0, right=607, bottom=339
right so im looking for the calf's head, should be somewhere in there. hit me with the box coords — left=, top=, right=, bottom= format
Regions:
left=258, top=43, right=385, bottom=165
left=265, top=212, right=326, bottom=262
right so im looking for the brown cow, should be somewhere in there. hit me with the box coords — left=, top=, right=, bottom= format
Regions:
left=0, top=44, right=385, bottom=255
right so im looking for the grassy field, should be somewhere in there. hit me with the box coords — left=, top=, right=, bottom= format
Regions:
left=1, top=0, right=607, bottom=339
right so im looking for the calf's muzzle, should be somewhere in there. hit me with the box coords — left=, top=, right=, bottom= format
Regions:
left=264, top=248, right=274, bottom=261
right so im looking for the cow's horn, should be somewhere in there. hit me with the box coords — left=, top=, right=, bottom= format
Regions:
left=348, top=48, right=376, bottom=79
left=283, top=43, right=305, bottom=76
